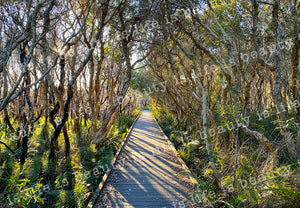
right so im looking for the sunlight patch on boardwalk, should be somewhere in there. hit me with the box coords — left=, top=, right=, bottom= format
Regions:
left=94, top=111, right=194, bottom=208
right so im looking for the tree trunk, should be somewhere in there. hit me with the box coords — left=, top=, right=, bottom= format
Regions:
left=63, top=126, right=70, bottom=158
left=49, top=87, right=73, bottom=159
left=271, top=0, right=299, bottom=159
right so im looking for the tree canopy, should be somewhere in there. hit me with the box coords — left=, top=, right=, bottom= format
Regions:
left=0, top=0, right=299, bottom=207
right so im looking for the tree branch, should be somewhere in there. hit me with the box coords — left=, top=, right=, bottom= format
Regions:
left=0, top=140, right=15, bottom=155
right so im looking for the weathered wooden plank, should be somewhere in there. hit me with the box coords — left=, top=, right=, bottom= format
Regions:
left=93, top=110, right=195, bottom=208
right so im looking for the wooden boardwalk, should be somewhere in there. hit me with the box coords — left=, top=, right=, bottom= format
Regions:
left=93, top=110, right=195, bottom=208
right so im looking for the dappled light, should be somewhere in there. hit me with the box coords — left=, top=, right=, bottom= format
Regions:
left=0, top=0, right=299, bottom=207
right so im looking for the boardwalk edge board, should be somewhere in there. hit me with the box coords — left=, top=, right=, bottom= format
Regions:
left=150, top=113, right=199, bottom=187
left=87, top=112, right=142, bottom=208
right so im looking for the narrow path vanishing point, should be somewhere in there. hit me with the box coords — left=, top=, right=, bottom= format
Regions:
left=93, top=110, right=195, bottom=208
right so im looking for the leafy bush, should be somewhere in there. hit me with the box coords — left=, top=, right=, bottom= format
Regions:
left=0, top=110, right=140, bottom=208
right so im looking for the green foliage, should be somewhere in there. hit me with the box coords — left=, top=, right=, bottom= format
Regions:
left=0, top=176, right=45, bottom=208
left=152, top=103, right=300, bottom=208
left=0, top=151, right=14, bottom=191
left=0, top=110, right=140, bottom=208
left=152, top=107, right=176, bottom=137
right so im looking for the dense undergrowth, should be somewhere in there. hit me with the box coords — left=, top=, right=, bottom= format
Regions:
left=0, top=109, right=140, bottom=208
left=152, top=107, right=300, bottom=208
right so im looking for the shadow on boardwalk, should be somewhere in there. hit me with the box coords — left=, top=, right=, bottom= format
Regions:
left=93, top=110, right=195, bottom=208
